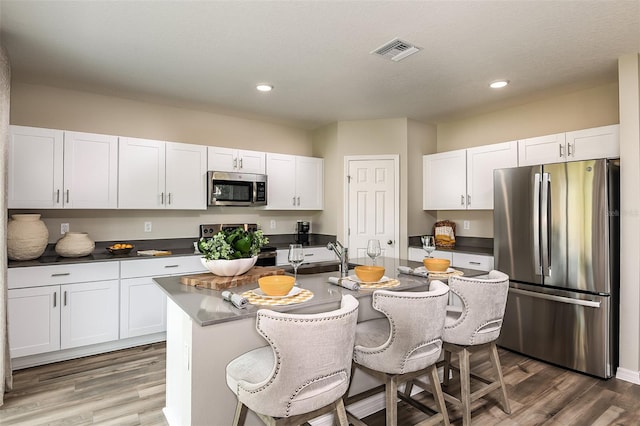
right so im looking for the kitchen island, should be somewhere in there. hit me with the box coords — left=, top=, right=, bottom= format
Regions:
left=154, top=257, right=484, bottom=426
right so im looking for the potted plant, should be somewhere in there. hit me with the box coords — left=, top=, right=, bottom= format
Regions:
left=198, top=227, right=269, bottom=276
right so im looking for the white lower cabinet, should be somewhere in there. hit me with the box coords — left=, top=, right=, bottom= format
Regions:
left=8, top=262, right=120, bottom=358
left=407, top=247, right=493, bottom=271
left=119, top=256, right=206, bottom=338
left=276, top=246, right=337, bottom=266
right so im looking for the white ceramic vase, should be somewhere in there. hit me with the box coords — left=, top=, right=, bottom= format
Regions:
left=201, top=256, right=258, bottom=277
left=55, top=232, right=95, bottom=258
left=7, top=214, right=50, bottom=261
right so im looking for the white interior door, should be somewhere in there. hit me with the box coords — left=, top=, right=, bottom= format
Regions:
left=346, top=156, right=399, bottom=261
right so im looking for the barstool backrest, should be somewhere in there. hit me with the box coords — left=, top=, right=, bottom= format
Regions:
left=443, top=270, right=510, bottom=346
left=354, top=280, right=449, bottom=375
left=236, top=294, right=359, bottom=418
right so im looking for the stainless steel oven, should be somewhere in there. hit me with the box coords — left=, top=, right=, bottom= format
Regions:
left=207, top=171, right=267, bottom=206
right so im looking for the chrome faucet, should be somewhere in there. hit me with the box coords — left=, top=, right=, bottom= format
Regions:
left=327, top=241, right=349, bottom=278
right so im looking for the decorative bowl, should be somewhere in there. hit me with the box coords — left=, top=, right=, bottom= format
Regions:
left=423, top=257, right=450, bottom=272
left=258, top=275, right=296, bottom=296
left=354, top=265, right=385, bottom=283
left=107, top=243, right=134, bottom=255
left=201, top=256, right=257, bottom=277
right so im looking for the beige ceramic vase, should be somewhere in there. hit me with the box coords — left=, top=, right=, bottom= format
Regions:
left=7, top=214, right=50, bottom=261
left=55, top=232, right=95, bottom=258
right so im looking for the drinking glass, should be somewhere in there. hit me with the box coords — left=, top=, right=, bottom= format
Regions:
left=366, top=239, right=381, bottom=265
left=288, top=244, right=305, bottom=284
left=421, top=235, right=436, bottom=258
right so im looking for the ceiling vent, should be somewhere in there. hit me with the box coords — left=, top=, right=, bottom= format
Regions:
left=371, top=38, right=421, bottom=62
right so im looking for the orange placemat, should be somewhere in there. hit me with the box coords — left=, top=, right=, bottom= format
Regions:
left=359, top=278, right=401, bottom=290
left=241, top=288, right=314, bottom=306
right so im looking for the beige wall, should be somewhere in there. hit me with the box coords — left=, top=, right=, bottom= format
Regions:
left=618, top=53, right=640, bottom=380
left=9, top=82, right=322, bottom=240
left=435, top=82, right=620, bottom=238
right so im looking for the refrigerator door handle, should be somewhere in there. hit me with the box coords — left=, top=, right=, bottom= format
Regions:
left=509, top=287, right=601, bottom=308
left=541, top=172, right=551, bottom=276
left=533, top=173, right=542, bottom=275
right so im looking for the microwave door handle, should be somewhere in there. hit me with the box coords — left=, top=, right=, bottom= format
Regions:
left=533, top=173, right=541, bottom=275
left=540, top=172, right=551, bottom=276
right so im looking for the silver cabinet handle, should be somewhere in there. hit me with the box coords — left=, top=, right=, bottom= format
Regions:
left=292, top=197, right=296, bottom=206
left=297, top=196, right=300, bottom=206
left=56, top=189, right=60, bottom=203
left=53, top=291, right=57, bottom=308
left=66, top=189, right=69, bottom=203
left=239, top=158, right=243, bottom=169
left=168, top=193, right=172, bottom=205
left=161, top=192, right=165, bottom=204
left=559, top=143, right=564, bottom=158
left=64, top=291, right=68, bottom=306
left=568, top=142, right=573, bottom=157
left=460, top=195, right=464, bottom=205
left=304, top=253, right=314, bottom=257
left=164, top=265, right=179, bottom=268
left=467, top=194, right=470, bottom=206
left=469, top=261, right=481, bottom=265
left=51, top=272, right=71, bottom=277
left=233, top=158, right=238, bottom=169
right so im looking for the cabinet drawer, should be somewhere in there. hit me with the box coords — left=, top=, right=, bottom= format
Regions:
left=8, top=262, right=120, bottom=289
left=451, top=253, right=494, bottom=271
left=408, top=247, right=454, bottom=263
left=120, top=255, right=206, bottom=278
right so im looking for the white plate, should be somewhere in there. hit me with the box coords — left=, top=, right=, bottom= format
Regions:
left=253, top=286, right=302, bottom=299
left=425, top=267, right=455, bottom=273
left=348, top=275, right=390, bottom=284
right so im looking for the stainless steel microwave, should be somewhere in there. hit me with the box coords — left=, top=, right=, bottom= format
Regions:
left=207, top=171, right=267, bottom=206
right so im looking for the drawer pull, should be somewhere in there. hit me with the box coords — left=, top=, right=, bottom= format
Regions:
left=53, top=292, right=57, bottom=308
left=64, top=291, right=68, bottom=306
left=51, top=273, right=71, bottom=277
left=305, top=253, right=314, bottom=257
left=469, top=261, right=481, bottom=265
left=164, top=265, right=180, bottom=268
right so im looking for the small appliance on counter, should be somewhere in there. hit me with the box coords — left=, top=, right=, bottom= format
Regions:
left=295, top=220, right=310, bottom=245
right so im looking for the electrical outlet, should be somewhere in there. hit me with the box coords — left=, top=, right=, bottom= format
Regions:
left=144, top=221, right=152, bottom=232
left=270, top=220, right=276, bottom=229
left=60, top=223, right=69, bottom=234
left=463, top=220, right=470, bottom=230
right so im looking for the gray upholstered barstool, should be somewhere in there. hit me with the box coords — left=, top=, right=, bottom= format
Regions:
left=225, top=294, right=359, bottom=426
left=346, top=281, right=450, bottom=426
left=440, top=270, right=511, bottom=426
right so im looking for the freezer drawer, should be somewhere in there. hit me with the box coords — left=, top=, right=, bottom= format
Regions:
left=498, top=282, right=614, bottom=378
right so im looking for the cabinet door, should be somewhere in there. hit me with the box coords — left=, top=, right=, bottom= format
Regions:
left=165, top=142, right=207, bottom=210
left=238, top=149, right=266, bottom=174
left=60, top=280, right=119, bottom=349
left=518, top=133, right=566, bottom=166
left=423, top=150, right=467, bottom=210
left=467, top=141, right=518, bottom=210
left=566, top=124, right=619, bottom=161
left=8, top=286, right=61, bottom=358
left=119, top=137, right=166, bottom=209
left=407, top=247, right=426, bottom=262
left=8, top=125, right=64, bottom=208
left=207, top=146, right=236, bottom=172
left=266, top=153, right=296, bottom=209
left=63, top=131, right=118, bottom=209
left=120, top=277, right=167, bottom=338
left=296, top=156, right=324, bottom=209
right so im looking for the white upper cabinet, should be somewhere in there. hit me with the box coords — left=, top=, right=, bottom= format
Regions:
left=265, top=153, right=324, bottom=210
left=8, top=126, right=117, bottom=209
left=423, top=142, right=517, bottom=210
left=119, top=137, right=206, bottom=209
left=518, top=124, right=619, bottom=166
left=207, top=146, right=266, bottom=174
left=423, top=149, right=467, bottom=210
left=466, top=141, right=518, bottom=209
left=565, top=124, right=620, bottom=161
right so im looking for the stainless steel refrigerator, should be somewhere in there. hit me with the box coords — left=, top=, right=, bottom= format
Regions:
left=494, top=159, right=619, bottom=378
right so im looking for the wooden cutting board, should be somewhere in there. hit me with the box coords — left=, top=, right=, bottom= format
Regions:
left=180, top=266, right=285, bottom=290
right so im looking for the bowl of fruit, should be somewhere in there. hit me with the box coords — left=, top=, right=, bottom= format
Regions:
left=107, top=243, right=134, bottom=256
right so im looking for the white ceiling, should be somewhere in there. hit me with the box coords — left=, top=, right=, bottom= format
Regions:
left=1, top=1, right=639, bottom=129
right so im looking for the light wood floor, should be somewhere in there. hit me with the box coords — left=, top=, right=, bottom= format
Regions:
left=1, top=342, right=639, bottom=425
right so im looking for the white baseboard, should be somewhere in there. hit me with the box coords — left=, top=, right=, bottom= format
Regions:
left=616, top=367, right=640, bottom=384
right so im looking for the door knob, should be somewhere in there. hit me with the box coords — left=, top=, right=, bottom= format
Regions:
left=387, top=240, right=393, bottom=245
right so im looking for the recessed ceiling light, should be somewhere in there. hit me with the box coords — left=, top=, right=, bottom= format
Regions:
left=489, top=80, right=509, bottom=89
left=256, top=84, right=273, bottom=92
